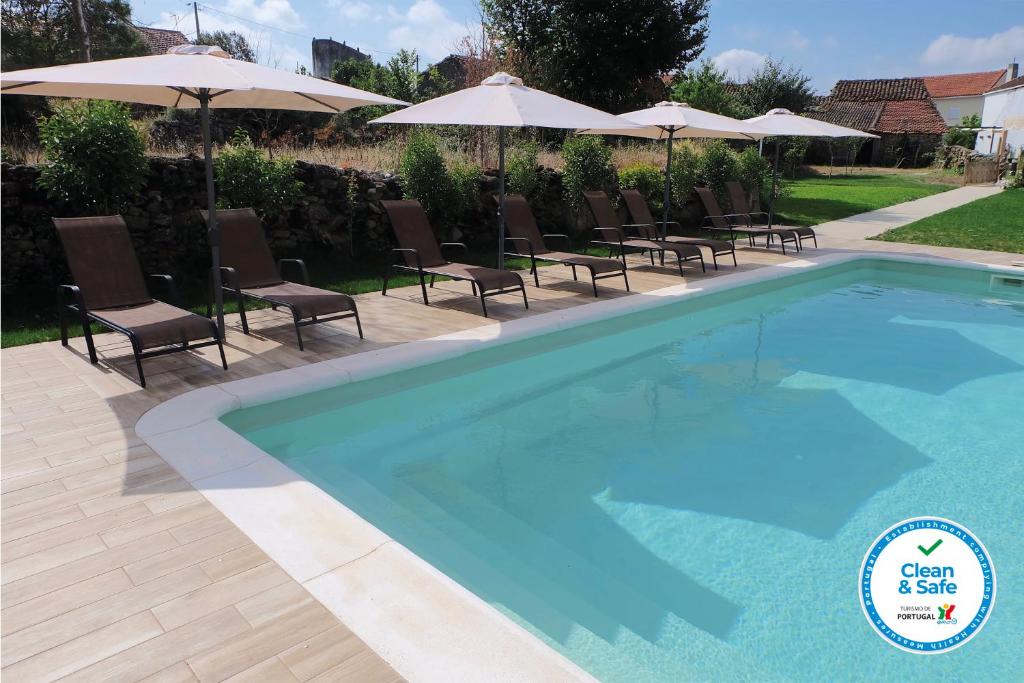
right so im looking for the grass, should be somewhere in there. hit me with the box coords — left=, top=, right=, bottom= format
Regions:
left=873, top=188, right=1024, bottom=254
left=774, top=173, right=954, bottom=227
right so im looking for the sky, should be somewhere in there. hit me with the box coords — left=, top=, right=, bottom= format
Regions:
left=130, top=0, right=1024, bottom=94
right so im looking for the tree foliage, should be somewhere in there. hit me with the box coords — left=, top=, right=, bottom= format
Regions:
left=734, top=58, right=814, bottom=117
left=198, top=30, right=256, bottom=62
left=943, top=114, right=981, bottom=148
left=214, top=129, right=303, bottom=220
left=669, top=59, right=738, bottom=116
left=618, top=162, right=665, bottom=211
left=561, top=135, right=617, bottom=210
left=482, top=0, right=709, bottom=110
left=37, top=100, right=148, bottom=213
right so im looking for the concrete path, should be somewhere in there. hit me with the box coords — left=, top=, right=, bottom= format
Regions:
left=812, top=184, right=1003, bottom=243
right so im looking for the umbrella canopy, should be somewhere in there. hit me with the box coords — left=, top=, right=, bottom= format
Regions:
left=579, top=102, right=768, bottom=235
left=745, top=108, right=879, bottom=227
left=371, top=72, right=643, bottom=268
left=1, top=45, right=408, bottom=335
left=580, top=100, right=768, bottom=140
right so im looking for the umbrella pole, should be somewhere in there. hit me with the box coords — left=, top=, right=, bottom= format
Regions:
left=661, top=131, right=674, bottom=240
left=767, top=139, right=781, bottom=229
left=497, top=126, right=506, bottom=270
left=200, top=90, right=225, bottom=336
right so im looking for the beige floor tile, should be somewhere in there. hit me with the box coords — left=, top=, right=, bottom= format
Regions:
left=100, top=500, right=214, bottom=547
left=199, top=544, right=271, bottom=582
left=233, top=581, right=315, bottom=629
left=1, top=568, right=132, bottom=636
left=123, top=527, right=251, bottom=585
left=222, top=655, right=299, bottom=683
left=2, top=502, right=151, bottom=562
left=278, top=625, right=370, bottom=681
left=140, top=661, right=200, bottom=683
left=307, top=649, right=404, bottom=683
left=1, top=534, right=108, bottom=585
left=152, top=562, right=290, bottom=631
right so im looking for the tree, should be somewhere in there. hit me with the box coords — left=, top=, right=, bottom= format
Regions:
left=943, top=114, right=981, bottom=148
left=669, top=59, right=738, bottom=115
left=198, top=30, right=256, bottom=63
left=483, top=0, right=709, bottom=111
left=734, top=58, right=814, bottom=117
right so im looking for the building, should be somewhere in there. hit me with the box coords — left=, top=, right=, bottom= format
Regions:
left=922, top=65, right=1018, bottom=125
left=974, top=75, right=1024, bottom=161
left=133, top=26, right=190, bottom=55
left=809, top=78, right=948, bottom=165
left=311, top=38, right=371, bottom=80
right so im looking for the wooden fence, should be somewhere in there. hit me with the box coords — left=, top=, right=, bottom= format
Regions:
left=963, top=158, right=1000, bottom=185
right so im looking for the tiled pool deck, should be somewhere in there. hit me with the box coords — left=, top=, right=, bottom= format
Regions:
left=3, top=187, right=1021, bottom=681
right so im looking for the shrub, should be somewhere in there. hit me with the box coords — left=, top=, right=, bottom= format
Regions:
left=618, top=162, right=665, bottom=211
left=735, top=146, right=775, bottom=206
left=214, top=129, right=303, bottom=220
left=781, top=136, right=810, bottom=177
left=449, top=160, right=482, bottom=219
left=399, top=131, right=455, bottom=224
left=668, top=142, right=699, bottom=206
left=37, top=100, right=148, bottom=213
left=506, top=141, right=541, bottom=198
left=561, top=135, right=617, bottom=210
left=695, top=140, right=738, bottom=203
left=943, top=114, right=981, bottom=149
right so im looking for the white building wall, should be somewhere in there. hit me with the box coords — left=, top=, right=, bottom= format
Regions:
left=975, top=86, right=1024, bottom=159
left=933, top=95, right=984, bottom=125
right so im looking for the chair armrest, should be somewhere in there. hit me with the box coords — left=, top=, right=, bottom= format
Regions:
left=147, top=273, right=182, bottom=307
left=721, top=213, right=753, bottom=227
left=440, top=242, right=469, bottom=260
left=57, top=284, right=88, bottom=313
left=541, top=233, right=571, bottom=249
left=278, top=258, right=310, bottom=285
left=391, top=248, right=424, bottom=270
left=592, top=227, right=624, bottom=244
left=216, top=266, right=241, bottom=290
left=503, top=237, right=535, bottom=258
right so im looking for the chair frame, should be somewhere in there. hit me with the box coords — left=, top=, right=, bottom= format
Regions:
left=504, top=234, right=629, bottom=296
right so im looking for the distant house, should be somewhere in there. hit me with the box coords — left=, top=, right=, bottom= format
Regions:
left=922, top=65, right=1018, bottom=125
left=311, top=38, right=371, bottom=80
left=133, top=26, right=190, bottom=55
left=974, top=74, right=1024, bottom=161
left=809, top=77, right=947, bottom=165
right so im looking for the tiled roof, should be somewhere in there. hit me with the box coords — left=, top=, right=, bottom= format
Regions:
left=134, top=26, right=190, bottom=55
left=875, top=100, right=948, bottom=134
left=807, top=100, right=883, bottom=130
left=830, top=78, right=930, bottom=102
left=922, top=70, right=1005, bottom=98
left=987, top=74, right=1024, bottom=94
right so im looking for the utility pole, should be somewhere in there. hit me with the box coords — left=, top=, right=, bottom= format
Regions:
left=193, top=2, right=202, bottom=43
left=72, top=0, right=91, bottom=61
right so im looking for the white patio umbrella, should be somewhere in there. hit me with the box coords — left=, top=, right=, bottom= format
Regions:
left=0, top=45, right=408, bottom=334
left=579, top=101, right=768, bottom=237
left=745, top=108, right=878, bottom=227
left=370, top=72, right=643, bottom=268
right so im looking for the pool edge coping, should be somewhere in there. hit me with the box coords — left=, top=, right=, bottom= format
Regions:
left=134, top=250, right=1016, bottom=682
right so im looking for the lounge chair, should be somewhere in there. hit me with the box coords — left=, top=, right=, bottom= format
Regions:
left=502, top=194, right=628, bottom=296
left=694, top=187, right=799, bottom=254
left=583, top=191, right=705, bottom=275
left=201, top=208, right=362, bottom=350
left=725, top=181, right=817, bottom=249
left=54, top=215, right=227, bottom=388
left=380, top=199, right=528, bottom=317
left=619, top=189, right=736, bottom=269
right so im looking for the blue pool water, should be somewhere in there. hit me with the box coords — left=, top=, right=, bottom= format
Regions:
left=224, top=260, right=1024, bottom=681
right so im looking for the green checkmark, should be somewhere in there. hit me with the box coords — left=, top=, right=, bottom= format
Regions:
left=918, top=539, right=943, bottom=556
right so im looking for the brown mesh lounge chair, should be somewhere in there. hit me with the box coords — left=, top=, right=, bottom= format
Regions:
left=54, top=216, right=227, bottom=388
left=619, top=189, right=736, bottom=269
left=583, top=191, right=705, bottom=275
left=695, top=187, right=799, bottom=254
left=380, top=199, right=528, bottom=317
left=201, top=208, right=362, bottom=350
left=726, top=181, right=817, bottom=249
left=502, top=194, right=628, bottom=296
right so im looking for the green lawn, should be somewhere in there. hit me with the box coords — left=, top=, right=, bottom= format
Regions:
left=774, top=174, right=952, bottom=227
left=873, top=189, right=1024, bottom=254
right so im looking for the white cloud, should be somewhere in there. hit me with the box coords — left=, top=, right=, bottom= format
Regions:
left=786, top=30, right=808, bottom=51
left=223, top=0, right=304, bottom=31
left=386, top=0, right=468, bottom=62
left=920, top=25, right=1024, bottom=70
left=329, top=0, right=381, bottom=22
left=711, top=49, right=768, bottom=81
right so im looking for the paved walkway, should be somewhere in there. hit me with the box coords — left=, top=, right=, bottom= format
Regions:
left=1, top=188, right=1020, bottom=682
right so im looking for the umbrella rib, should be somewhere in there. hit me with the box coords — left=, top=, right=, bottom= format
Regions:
left=1, top=81, right=42, bottom=92
left=294, top=92, right=341, bottom=113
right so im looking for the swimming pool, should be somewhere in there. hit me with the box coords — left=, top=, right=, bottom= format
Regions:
left=223, top=258, right=1024, bottom=681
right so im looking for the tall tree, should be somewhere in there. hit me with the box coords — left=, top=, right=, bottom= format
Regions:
left=198, top=30, right=256, bottom=63
left=669, top=59, right=738, bottom=115
left=483, top=0, right=709, bottom=111
left=734, top=58, right=814, bottom=117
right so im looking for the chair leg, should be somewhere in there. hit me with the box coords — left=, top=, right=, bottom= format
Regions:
left=479, top=290, right=489, bottom=318
left=731, top=249, right=738, bottom=267
left=698, top=254, right=706, bottom=273
left=80, top=312, right=97, bottom=364
left=571, top=264, right=578, bottom=282
left=292, top=312, right=305, bottom=352
left=233, top=289, right=249, bottom=334
left=711, top=251, right=719, bottom=270
left=352, top=302, right=364, bottom=339
left=429, top=274, right=436, bottom=288
left=128, top=336, right=146, bottom=388
left=622, top=269, right=630, bottom=292
left=58, top=296, right=69, bottom=347
left=381, top=264, right=391, bottom=296
left=533, top=258, right=540, bottom=287
left=418, top=270, right=430, bottom=305
left=589, top=268, right=598, bottom=297
left=521, top=282, right=529, bottom=309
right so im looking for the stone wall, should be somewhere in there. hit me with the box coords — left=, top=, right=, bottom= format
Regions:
left=0, top=157, right=577, bottom=289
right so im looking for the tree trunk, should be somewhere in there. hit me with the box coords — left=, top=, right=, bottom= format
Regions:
left=72, top=0, right=91, bottom=62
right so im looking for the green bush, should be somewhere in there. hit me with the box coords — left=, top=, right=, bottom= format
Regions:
left=696, top=140, right=738, bottom=203
left=781, top=136, right=810, bottom=177
left=668, top=143, right=699, bottom=207
left=399, top=131, right=455, bottom=225
left=449, top=161, right=482, bottom=219
left=561, top=135, right=617, bottom=210
left=506, top=141, right=541, bottom=198
left=618, top=162, right=665, bottom=211
left=37, top=100, right=148, bottom=213
left=735, top=146, right=775, bottom=206
left=214, top=129, right=303, bottom=220
left=943, top=114, right=981, bottom=148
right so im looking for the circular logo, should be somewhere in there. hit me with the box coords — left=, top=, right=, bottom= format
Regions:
left=859, top=517, right=996, bottom=654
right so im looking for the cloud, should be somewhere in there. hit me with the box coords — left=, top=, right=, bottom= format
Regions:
left=386, top=0, right=468, bottom=62
left=711, top=49, right=768, bottom=81
left=222, top=0, right=304, bottom=31
left=329, top=0, right=381, bottom=22
left=920, top=25, right=1024, bottom=70
left=785, top=30, right=808, bottom=51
